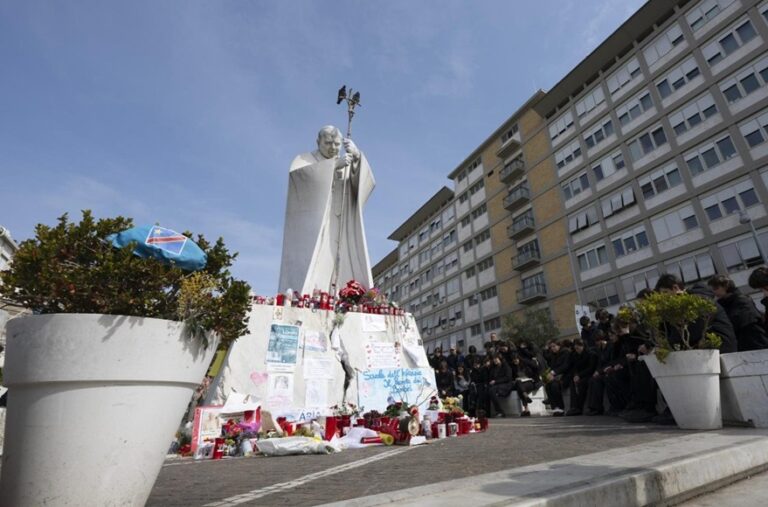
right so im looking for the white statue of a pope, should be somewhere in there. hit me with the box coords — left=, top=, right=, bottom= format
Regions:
left=278, top=125, right=375, bottom=295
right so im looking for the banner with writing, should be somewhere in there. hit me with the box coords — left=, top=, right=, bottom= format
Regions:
left=356, top=368, right=437, bottom=412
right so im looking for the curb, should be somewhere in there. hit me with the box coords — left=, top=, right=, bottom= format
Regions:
left=317, top=429, right=768, bottom=507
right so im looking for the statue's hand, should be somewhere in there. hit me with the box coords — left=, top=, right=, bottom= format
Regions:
left=335, top=153, right=352, bottom=169
left=343, top=138, right=360, bottom=162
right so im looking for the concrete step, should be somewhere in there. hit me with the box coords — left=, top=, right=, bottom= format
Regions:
left=318, top=428, right=768, bottom=507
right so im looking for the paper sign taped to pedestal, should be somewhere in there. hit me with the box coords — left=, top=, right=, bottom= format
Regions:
left=266, top=323, right=300, bottom=366
left=365, top=341, right=401, bottom=370
left=266, top=372, right=294, bottom=411
left=357, top=368, right=437, bottom=411
left=191, top=405, right=223, bottom=453
left=362, top=314, right=387, bottom=332
left=305, top=380, right=329, bottom=408
left=303, top=356, right=335, bottom=379
left=303, top=330, right=327, bottom=352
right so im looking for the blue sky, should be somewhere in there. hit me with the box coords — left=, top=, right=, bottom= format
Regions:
left=0, top=0, right=644, bottom=295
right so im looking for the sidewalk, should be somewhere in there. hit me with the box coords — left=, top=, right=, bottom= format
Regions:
left=318, top=428, right=768, bottom=507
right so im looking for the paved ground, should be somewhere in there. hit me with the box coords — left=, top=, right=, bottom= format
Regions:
left=675, top=469, right=768, bottom=506
left=147, top=416, right=698, bottom=507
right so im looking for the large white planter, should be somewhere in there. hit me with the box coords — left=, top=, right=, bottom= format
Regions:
left=0, top=314, right=216, bottom=507
left=720, top=350, right=768, bottom=428
left=642, top=349, right=721, bottom=430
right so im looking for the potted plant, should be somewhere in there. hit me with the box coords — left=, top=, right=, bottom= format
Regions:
left=623, top=291, right=723, bottom=430
left=0, top=211, right=251, bottom=507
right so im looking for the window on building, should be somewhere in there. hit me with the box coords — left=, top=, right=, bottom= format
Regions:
left=656, top=56, right=701, bottom=99
left=621, top=267, right=661, bottom=299
left=720, top=235, right=767, bottom=270
left=470, top=324, right=482, bottom=336
left=616, top=89, right=654, bottom=128
left=445, top=252, right=459, bottom=271
left=639, top=162, right=683, bottom=200
left=517, top=239, right=540, bottom=260
left=479, top=286, right=498, bottom=301
left=592, top=150, right=626, bottom=182
left=471, top=203, right=488, bottom=219
left=606, top=57, right=642, bottom=97
left=474, top=229, right=491, bottom=246
left=464, top=266, right=476, bottom=279
left=568, top=206, right=599, bottom=233
left=739, top=109, right=768, bottom=148
left=612, top=226, right=650, bottom=257
left=575, top=86, right=606, bottom=120
left=501, top=126, right=519, bottom=144
left=665, top=252, right=717, bottom=284
left=458, top=192, right=469, bottom=204
left=720, top=54, right=768, bottom=104
left=446, top=276, right=460, bottom=295
left=684, top=133, right=738, bottom=176
left=462, top=240, right=473, bottom=253
left=466, top=157, right=482, bottom=175
left=627, top=125, right=668, bottom=162
left=584, top=282, right=620, bottom=307
left=651, top=204, right=699, bottom=241
left=477, top=257, right=494, bottom=273
left=442, top=205, right=456, bottom=225
left=548, top=111, right=574, bottom=143
left=701, top=179, right=762, bottom=221
left=562, top=171, right=591, bottom=201
left=583, top=117, right=615, bottom=149
left=644, top=22, right=685, bottom=67
left=460, top=215, right=471, bottom=228
left=467, top=293, right=479, bottom=306
left=668, top=92, right=718, bottom=136
left=555, top=139, right=582, bottom=170
left=442, top=229, right=457, bottom=247
left=701, top=17, right=758, bottom=67
left=468, top=179, right=484, bottom=196
left=483, top=317, right=501, bottom=332
left=601, top=186, right=636, bottom=218
left=686, top=0, right=736, bottom=33
left=577, top=244, right=609, bottom=272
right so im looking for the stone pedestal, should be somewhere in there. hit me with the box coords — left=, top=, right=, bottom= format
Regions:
left=720, top=350, right=768, bottom=428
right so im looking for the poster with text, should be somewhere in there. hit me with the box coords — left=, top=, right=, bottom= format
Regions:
left=266, top=323, right=300, bottom=366
left=191, top=405, right=223, bottom=453
left=303, top=356, right=335, bottom=379
left=266, top=372, right=294, bottom=412
left=365, top=341, right=401, bottom=370
left=357, top=368, right=437, bottom=412
left=304, top=330, right=327, bottom=353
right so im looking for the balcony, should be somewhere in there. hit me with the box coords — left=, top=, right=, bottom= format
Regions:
left=508, top=214, right=535, bottom=240
left=500, top=158, right=525, bottom=184
left=496, top=130, right=522, bottom=158
left=503, top=184, right=530, bottom=211
left=513, top=248, right=541, bottom=271
left=517, top=282, right=547, bottom=304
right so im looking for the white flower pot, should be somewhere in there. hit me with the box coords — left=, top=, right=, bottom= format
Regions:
left=0, top=314, right=216, bottom=507
left=720, top=350, right=768, bottom=428
left=641, top=349, right=721, bottom=430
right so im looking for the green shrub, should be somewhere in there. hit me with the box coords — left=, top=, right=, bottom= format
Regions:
left=0, top=211, right=251, bottom=347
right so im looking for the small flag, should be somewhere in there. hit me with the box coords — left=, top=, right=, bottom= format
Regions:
left=145, top=226, right=187, bottom=256
left=107, top=224, right=207, bottom=271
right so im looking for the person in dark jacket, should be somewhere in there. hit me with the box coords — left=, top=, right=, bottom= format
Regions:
left=430, top=348, right=445, bottom=370
left=464, top=345, right=480, bottom=373
left=487, top=355, right=514, bottom=417
left=579, top=316, right=598, bottom=351
left=709, top=274, right=768, bottom=351
left=655, top=275, right=737, bottom=353
left=510, top=353, right=541, bottom=417
left=435, top=361, right=455, bottom=398
left=585, top=329, right=621, bottom=415
left=748, top=266, right=768, bottom=333
left=566, top=339, right=596, bottom=415
left=544, top=340, right=572, bottom=416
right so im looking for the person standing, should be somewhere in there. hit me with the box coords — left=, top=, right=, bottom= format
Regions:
left=487, top=355, right=513, bottom=418
left=708, top=274, right=768, bottom=351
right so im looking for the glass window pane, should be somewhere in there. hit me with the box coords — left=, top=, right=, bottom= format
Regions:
left=741, top=73, right=760, bottom=94
left=720, top=33, right=739, bottom=54
left=667, top=167, right=682, bottom=186
left=629, top=104, right=641, bottom=119
left=687, top=156, right=704, bottom=175
left=637, top=231, right=650, bottom=249
left=702, top=147, right=720, bottom=168
left=760, top=67, right=768, bottom=84
left=697, top=254, right=715, bottom=278
left=640, top=134, right=654, bottom=154
left=641, top=181, right=655, bottom=199
left=580, top=173, right=590, bottom=190
left=717, top=137, right=737, bottom=159
left=653, top=175, right=669, bottom=193
left=639, top=93, right=652, bottom=110
left=706, top=204, right=723, bottom=221
left=702, top=105, right=717, bottom=118
left=736, top=21, right=757, bottom=44
left=681, top=257, right=698, bottom=282
left=604, top=120, right=614, bottom=137
left=683, top=215, right=698, bottom=230
left=620, top=113, right=630, bottom=126
left=652, top=128, right=667, bottom=146
left=593, top=165, right=604, bottom=181
left=721, top=243, right=742, bottom=269
left=686, top=67, right=701, bottom=80
left=579, top=255, right=589, bottom=272
left=585, top=136, right=595, bottom=148
left=746, top=130, right=765, bottom=147
left=624, top=236, right=637, bottom=252
left=613, top=239, right=625, bottom=257
left=723, top=84, right=742, bottom=102
left=614, top=154, right=625, bottom=169
left=740, top=188, right=759, bottom=207
left=674, top=122, right=688, bottom=135
left=722, top=196, right=740, bottom=214
left=594, top=130, right=604, bottom=143
left=587, top=250, right=598, bottom=268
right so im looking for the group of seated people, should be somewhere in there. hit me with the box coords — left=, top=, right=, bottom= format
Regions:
left=428, top=269, right=768, bottom=423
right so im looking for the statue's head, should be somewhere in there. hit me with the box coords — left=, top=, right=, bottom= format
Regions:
left=316, top=125, right=342, bottom=159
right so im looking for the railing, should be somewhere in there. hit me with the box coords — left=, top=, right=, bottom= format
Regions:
left=508, top=214, right=535, bottom=238
left=503, top=185, right=530, bottom=210
left=516, top=281, right=547, bottom=302
left=500, top=158, right=525, bottom=183
left=513, top=248, right=541, bottom=270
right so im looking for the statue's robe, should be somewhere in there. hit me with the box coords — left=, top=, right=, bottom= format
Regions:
left=278, top=149, right=375, bottom=295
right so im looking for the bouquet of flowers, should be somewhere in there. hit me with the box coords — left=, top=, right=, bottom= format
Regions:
left=331, top=401, right=362, bottom=418
left=383, top=400, right=412, bottom=418
left=443, top=396, right=465, bottom=417
left=339, top=280, right=366, bottom=304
